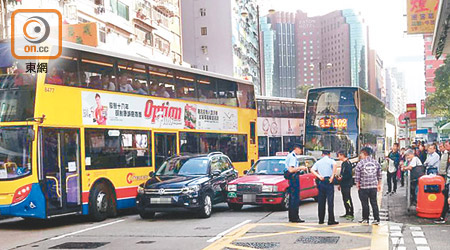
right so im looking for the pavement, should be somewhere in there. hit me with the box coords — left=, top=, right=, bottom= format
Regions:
left=1, top=173, right=449, bottom=250
left=383, top=175, right=450, bottom=250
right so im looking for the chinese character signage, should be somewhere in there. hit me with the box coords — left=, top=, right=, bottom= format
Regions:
left=407, top=0, right=440, bottom=34
left=421, top=99, right=426, bottom=114
left=81, top=91, right=238, bottom=132
left=406, top=103, right=417, bottom=131
left=62, top=22, right=98, bottom=47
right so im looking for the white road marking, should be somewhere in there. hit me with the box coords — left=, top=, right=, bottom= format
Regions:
left=50, top=219, right=125, bottom=240
left=391, top=237, right=405, bottom=245
left=390, top=231, right=403, bottom=237
left=390, top=226, right=402, bottom=231
left=416, top=247, right=430, bottom=250
left=206, top=219, right=252, bottom=243
left=410, top=226, right=422, bottom=231
left=411, top=231, right=424, bottom=237
left=413, top=238, right=428, bottom=245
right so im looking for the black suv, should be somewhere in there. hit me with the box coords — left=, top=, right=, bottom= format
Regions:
left=136, top=152, right=238, bottom=219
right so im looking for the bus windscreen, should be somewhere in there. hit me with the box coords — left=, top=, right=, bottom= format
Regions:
left=304, top=88, right=359, bottom=158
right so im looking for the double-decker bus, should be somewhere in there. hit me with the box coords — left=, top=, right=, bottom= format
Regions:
left=304, top=87, right=387, bottom=162
left=256, top=96, right=305, bottom=156
left=0, top=40, right=257, bottom=220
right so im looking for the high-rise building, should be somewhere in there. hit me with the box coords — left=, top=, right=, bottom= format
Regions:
left=368, top=49, right=386, bottom=102
left=385, top=67, right=406, bottom=115
left=260, top=12, right=296, bottom=98
left=181, top=0, right=261, bottom=93
left=2, top=0, right=183, bottom=64
left=294, top=9, right=368, bottom=90
left=424, top=34, right=445, bottom=97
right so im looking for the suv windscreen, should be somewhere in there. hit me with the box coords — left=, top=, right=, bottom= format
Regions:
left=249, top=159, right=285, bottom=175
left=156, top=157, right=208, bottom=176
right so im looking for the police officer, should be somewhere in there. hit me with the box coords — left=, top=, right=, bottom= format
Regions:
left=285, top=143, right=307, bottom=223
left=311, top=150, right=339, bottom=225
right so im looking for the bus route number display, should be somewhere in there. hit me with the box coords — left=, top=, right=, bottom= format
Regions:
left=319, top=118, right=348, bottom=130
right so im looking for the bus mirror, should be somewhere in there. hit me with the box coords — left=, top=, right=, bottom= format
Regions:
left=243, top=170, right=249, bottom=175
left=149, top=171, right=154, bottom=178
left=27, top=128, right=35, bottom=141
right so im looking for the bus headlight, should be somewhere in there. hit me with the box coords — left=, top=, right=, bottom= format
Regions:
left=227, top=184, right=237, bottom=192
left=262, top=185, right=277, bottom=193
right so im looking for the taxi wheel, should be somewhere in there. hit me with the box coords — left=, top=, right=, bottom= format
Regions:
left=228, top=202, right=243, bottom=211
left=198, top=194, right=213, bottom=218
left=139, top=211, right=155, bottom=219
left=279, top=192, right=290, bottom=211
left=89, top=183, right=110, bottom=222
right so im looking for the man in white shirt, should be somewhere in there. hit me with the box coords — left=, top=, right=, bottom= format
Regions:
left=424, top=144, right=440, bottom=175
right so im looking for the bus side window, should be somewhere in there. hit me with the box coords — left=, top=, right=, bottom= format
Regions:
left=174, top=70, right=196, bottom=101
left=217, top=79, right=237, bottom=107
left=46, top=49, right=79, bottom=86
left=80, top=52, right=116, bottom=90
left=250, top=122, right=256, bottom=144
left=197, top=76, right=218, bottom=104
left=148, top=66, right=174, bottom=98
left=237, top=83, right=256, bottom=109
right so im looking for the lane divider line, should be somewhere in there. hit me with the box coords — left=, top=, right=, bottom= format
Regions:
left=50, top=219, right=125, bottom=241
left=206, top=220, right=252, bottom=243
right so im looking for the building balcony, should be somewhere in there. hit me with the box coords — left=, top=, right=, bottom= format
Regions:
left=153, top=0, right=178, bottom=17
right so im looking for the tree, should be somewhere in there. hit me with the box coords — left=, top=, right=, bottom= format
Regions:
left=426, top=56, right=450, bottom=119
left=296, top=85, right=313, bottom=99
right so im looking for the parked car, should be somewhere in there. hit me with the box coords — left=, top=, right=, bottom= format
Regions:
left=136, top=152, right=238, bottom=219
left=226, top=155, right=319, bottom=210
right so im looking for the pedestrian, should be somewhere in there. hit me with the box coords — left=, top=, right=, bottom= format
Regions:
left=284, top=143, right=307, bottom=223
left=402, top=149, right=424, bottom=205
left=399, top=147, right=406, bottom=187
left=311, top=150, right=339, bottom=225
left=386, top=143, right=400, bottom=195
left=435, top=140, right=450, bottom=224
left=355, top=147, right=382, bottom=225
left=337, top=150, right=354, bottom=220
left=417, top=144, right=427, bottom=165
left=424, top=144, right=440, bottom=175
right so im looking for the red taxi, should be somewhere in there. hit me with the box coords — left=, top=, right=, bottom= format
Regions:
left=226, top=156, right=319, bottom=210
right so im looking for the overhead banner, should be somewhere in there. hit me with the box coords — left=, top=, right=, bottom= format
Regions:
left=406, top=0, right=439, bottom=34
left=81, top=91, right=238, bottom=132
left=257, top=117, right=304, bottom=137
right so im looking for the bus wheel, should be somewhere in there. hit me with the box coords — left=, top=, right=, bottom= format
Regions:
left=89, top=183, right=110, bottom=222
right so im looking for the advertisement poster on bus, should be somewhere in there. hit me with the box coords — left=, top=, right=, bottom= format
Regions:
left=257, top=117, right=303, bottom=137
left=81, top=91, right=238, bottom=132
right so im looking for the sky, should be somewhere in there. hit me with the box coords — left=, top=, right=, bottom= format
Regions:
left=259, top=0, right=426, bottom=106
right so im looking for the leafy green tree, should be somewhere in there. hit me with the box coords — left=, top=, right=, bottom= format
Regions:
left=296, top=85, right=313, bottom=99
left=427, top=57, right=450, bottom=119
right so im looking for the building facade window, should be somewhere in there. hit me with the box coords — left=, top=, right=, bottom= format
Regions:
left=200, top=8, right=207, bottom=16
left=203, top=65, right=209, bottom=71
left=201, top=27, right=207, bottom=36
left=110, top=0, right=129, bottom=20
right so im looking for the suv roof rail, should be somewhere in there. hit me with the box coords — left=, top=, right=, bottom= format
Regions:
left=207, top=151, right=223, bottom=157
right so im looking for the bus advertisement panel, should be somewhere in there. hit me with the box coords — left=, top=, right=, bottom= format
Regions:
left=81, top=91, right=238, bottom=132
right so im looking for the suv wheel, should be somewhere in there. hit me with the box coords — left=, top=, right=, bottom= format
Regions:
left=198, top=194, right=212, bottom=218
left=139, top=211, right=155, bottom=219
left=278, top=192, right=290, bottom=211
left=228, top=202, right=243, bottom=211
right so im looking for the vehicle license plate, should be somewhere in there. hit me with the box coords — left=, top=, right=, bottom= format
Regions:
left=242, top=194, right=256, bottom=203
left=150, top=197, right=172, bottom=204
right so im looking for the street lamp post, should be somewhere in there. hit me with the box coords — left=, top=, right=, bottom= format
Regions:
left=309, top=61, right=332, bottom=87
